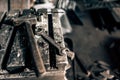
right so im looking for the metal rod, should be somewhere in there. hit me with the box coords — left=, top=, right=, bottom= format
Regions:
left=0, top=11, right=6, bottom=28
left=8, top=0, right=10, bottom=11
left=1, top=27, right=17, bottom=69
left=40, top=33, right=62, bottom=54
left=75, top=55, right=89, bottom=75
left=48, top=12, right=57, bottom=68
left=24, top=22, right=46, bottom=76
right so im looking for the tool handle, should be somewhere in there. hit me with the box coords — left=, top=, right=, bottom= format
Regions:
left=24, top=22, right=46, bottom=76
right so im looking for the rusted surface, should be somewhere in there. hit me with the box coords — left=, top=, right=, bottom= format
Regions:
left=0, top=9, right=69, bottom=80
left=24, top=22, right=46, bottom=75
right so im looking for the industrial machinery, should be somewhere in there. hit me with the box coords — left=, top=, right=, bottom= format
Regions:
left=1, top=0, right=120, bottom=80
left=0, top=8, right=74, bottom=80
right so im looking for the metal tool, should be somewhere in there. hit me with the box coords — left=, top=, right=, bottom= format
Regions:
left=1, top=26, right=17, bottom=70
left=0, top=11, right=7, bottom=28
left=88, top=61, right=114, bottom=79
left=14, top=15, right=46, bottom=76
left=1, top=15, right=46, bottom=77
left=37, top=31, right=74, bottom=60
left=24, top=21, right=46, bottom=76
left=1, top=10, right=20, bottom=69
left=48, top=12, right=57, bottom=68
left=100, top=70, right=114, bottom=80
left=75, top=60, right=116, bottom=79
left=0, top=9, right=71, bottom=80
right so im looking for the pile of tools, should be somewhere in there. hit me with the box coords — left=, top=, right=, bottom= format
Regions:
left=0, top=8, right=74, bottom=80
left=76, top=60, right=120, bottom=80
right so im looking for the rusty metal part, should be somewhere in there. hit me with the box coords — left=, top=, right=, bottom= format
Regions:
left=38, top=31, right=75, bottom=60
left=47, top=12, right=57, bottom=68
left=87, top=61, right=115, bottom=79
left=24, top=22, right=46, bottom=76
left=13, top=15, right=37, bottom=26
left=95, top=60, right=110, bottom=67
left=62, top=48, right=74, bottom=60
left=100, top=70, right=114, bottom=80
left=0, top=11, right=7, bottom=28
left=7, top=10, right=20, bottom=18
left=0, top=9, right=70, bottom=80
left=75, top=55, right=90, bottom=75
left=1, top=26, right=17, bottom=69
left=2, top=14, right=46, bottom=77
left=40, top=33, right=62, bottom=55
left=13, top=15, right=46, bottom=76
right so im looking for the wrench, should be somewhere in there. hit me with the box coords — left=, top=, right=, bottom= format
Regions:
left=37, top=31, right=75, bottom=60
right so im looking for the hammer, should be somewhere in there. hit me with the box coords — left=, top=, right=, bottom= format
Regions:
left=1, top=14, right=46, bottom=77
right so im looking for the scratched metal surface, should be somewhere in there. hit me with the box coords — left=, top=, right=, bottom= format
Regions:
left=0, top=9, right=68, bottom=80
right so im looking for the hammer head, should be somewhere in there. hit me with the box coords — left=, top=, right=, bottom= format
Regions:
left=13, top=14, right=37, bottom=26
